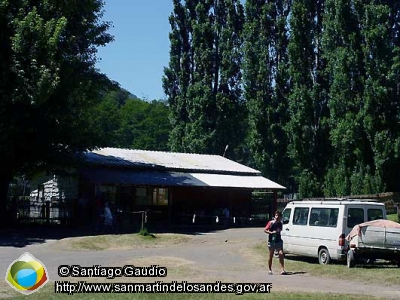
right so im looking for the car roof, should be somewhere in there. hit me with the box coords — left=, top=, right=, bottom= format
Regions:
left=286, top=200, right=384, bottom=206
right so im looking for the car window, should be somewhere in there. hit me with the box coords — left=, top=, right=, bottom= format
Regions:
left=309, top=208, right=339, bottom=227
left=293, top=207, right=309, bottom=225
left=282, top=208, right=291, bottom=224
left=347, top=208, right=364, bottom=228
left=367, top=208, right=383, bottom=221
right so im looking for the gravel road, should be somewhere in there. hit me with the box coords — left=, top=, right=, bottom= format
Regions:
left=0, top=227, right=399, bottom=299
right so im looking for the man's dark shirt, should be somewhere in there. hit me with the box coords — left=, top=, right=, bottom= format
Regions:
left=265, top=220, right=283, bottom=243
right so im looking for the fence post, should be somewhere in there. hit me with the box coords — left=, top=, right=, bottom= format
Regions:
left=45, top=201, right=50, bottom=224
left=141, top=211, right=144, bottom=232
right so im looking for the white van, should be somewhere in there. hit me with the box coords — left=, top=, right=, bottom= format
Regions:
left=281, top=199, right=387, bottom=264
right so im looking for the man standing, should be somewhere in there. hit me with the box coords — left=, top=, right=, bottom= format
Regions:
left=102, top=202, right=114, bottom=232
left=264, top=211, right=287, bottom=275
left=222, top=207, right=230, bottom=227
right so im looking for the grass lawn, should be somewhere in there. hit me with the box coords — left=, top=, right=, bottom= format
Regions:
left=387, top=213, right=399, bottom=223
left=50, top=232, right=193, bottom=251
left=4, top=283, right=386, bottom=300
left=252, top=243, right=400, bottom=286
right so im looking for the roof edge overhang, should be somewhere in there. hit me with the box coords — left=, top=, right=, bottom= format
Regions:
left=82, top=163, right=261, bottom=177
left=80, top=168, right=286, bottom=190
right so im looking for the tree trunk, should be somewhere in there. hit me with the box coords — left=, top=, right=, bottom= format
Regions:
left=0, top=168, right=13, bottom=227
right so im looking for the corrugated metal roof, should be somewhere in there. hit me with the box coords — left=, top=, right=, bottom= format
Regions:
left=81, top=169, right=286, bottom=190
left=190, top=173, right=285, bottom=189
left=85, top=147, right=260, bottom=175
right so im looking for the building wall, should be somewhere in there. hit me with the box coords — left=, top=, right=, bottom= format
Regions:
left=75, top=181, right=255, bottom=227
left=170, top=186, right=253, bottom=225
left=28, top=171, right=78, bottom=221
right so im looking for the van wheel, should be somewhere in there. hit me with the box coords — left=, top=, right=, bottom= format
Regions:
left=347, top=250, right=355, bottom=268
left=318, top=248, right=331, bottom=265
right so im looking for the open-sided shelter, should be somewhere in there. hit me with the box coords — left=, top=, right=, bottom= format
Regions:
left=29, top=147, right=285, bottom=228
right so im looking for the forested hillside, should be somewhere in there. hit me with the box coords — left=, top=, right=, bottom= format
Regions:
left=93, top=88, right=171, bottom=151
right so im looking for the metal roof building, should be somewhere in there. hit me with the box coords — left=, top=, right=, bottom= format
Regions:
left=76, top=148, right=286, bottom=228
left=25, top=148, right=285, bottom=229
left=82, top=147, right=285, bottom=190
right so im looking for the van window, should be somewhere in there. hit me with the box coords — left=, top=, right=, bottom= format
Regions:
left=282, top=208, right=291, bottom=224
left=367, top=209, right=383, bottom=221
left=347, top=208, right=364, bottom=228
left=309, top=208, right=339, bottom=227
left=293, top=208, right=309, bottom=225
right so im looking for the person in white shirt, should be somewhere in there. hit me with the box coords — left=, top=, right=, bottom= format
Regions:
left=103, top=202, right=113, bottom=231
left=222, top=207, right=230, bottom=227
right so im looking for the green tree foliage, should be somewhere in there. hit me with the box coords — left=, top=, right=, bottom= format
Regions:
left=93, top=88, right=171, bottom=151
left=90, top=91, right=122, bottom=147
left=118, top=98, right=171, bottom=151
left=361, top=1, right=400, bottom=193
left=322, top=0, right=366, bottom=196
left=321, top=0, right=400, bottom=196
left=162, top=0, right=191, bottom=152
left=164, top=0, right=400, bottom=197
left=243, top=0, right=291, bottom=184
left=0, top=0, right=113, bottom=221
left=163, top=0, right=245, bottom=159
left=286, top=0, right=329, bottom=197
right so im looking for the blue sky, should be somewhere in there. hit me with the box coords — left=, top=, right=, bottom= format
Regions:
left=96, top=1, right=174, bottom=101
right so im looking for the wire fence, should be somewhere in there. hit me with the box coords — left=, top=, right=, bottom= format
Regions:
left=6, top=198, right=271, bottom=231
left=174, top=213, right=268, bottom=227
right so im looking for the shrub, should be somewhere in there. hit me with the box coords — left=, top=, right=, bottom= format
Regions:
left=139, top=227, right=149, bottom=236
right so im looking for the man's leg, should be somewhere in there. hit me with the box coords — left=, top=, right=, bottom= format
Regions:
left=278, top=248, right=286, bottom=273
left=268, top=247, right=274, bottom=273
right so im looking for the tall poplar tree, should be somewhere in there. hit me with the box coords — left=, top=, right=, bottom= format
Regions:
left=243, top=0, right=291, bottom=185
left=287, top=0, right=329, bottom=197
left=360, top=1, right=400, bottom=193
left=321, top=0, right=393, bottom=196
left=322, top=0, right=365, bottom=196
left=163, top=0, right=245, bottom=158
left=163, top=0, right=192, bottom=152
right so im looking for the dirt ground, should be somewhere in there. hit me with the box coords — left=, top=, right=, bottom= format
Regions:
left=0, top=227, right=399, bottom=299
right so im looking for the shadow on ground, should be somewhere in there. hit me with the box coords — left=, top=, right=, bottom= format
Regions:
left=0, top=225, right=99, bottom=248
left=285, top=254, right=399, bottom=269
left=281, top=271, right=308, bottom=275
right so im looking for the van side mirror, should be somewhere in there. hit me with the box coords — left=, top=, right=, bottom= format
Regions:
left=283, top=219, right=289, bottom=225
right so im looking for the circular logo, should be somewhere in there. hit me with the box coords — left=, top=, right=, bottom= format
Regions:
left=5, top=252, right=49, bottom=295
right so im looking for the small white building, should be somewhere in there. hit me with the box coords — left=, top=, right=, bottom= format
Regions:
left=28, top=171, right=78, bottom=223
